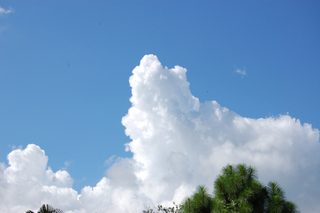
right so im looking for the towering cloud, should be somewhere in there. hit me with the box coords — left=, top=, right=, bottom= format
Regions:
left=1, top=55, right=319, bottom=212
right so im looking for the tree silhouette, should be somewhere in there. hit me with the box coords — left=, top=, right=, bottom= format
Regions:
left=26, top=204, right=64, bottom=213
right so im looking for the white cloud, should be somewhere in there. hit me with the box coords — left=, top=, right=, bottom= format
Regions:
left=0, top=144, right=79, bottom=213
left=104, top=155, right=116, bottom=166
left=62, top=161, right=72, bottom=170
left=0, top=6, right=13, bottom=14
left=0, top=6, right=13, bottom=34
left=1, top=55, right=319, bottom=212
left=235, top=67, right=246, bottom=77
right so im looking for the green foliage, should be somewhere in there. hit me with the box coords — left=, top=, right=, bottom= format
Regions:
left=266, top=182, right=299, bottom=213
left=212, top=164, right=299, bottom=213
left=180, top=186, right=214, bottom=213
left=143, top=163, right=299, bottom=213
left=213, top=164, right=266, bottom=213
left=266, top=182, right=286, bottom=213
left=283, top=201, right=299, bottom=213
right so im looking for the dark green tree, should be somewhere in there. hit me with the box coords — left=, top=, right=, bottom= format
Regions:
left=266, top=182, right=286, bottom=213
left=266, top=182, right=299, bottom=213
left=213, top=164, right=267, bottom=213
left=143, top=164, right=299, bottom=213
left=180, top=186, right=214, bottom=213
left=282, top=201, right=299, bottom=213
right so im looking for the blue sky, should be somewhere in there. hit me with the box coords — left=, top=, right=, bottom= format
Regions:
left=1, top=1, right=320, bottom=212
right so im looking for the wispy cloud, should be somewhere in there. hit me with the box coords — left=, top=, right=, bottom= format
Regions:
left=104, top=155, right=116, bottom=165
left=62, top=161, right=72, bottom=170
left=0, top=6, right=13, bottom=14
left=8, top=144, right=22, bottom=150
left=235, top=67, right=246, bottom=77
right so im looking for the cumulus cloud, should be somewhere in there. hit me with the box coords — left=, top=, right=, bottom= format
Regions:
left=0, top=6, right=13, bottom=14
left=0, top=144, right=79, bottom=213
left=1, top=55, right=319, bottom=212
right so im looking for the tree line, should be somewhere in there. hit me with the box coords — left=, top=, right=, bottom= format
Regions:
left=143, top=164, right=299, bottom=213
left=26, top=164, right=299, bottom=213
